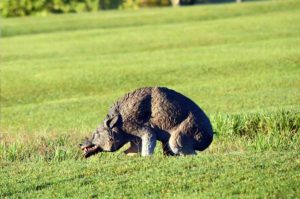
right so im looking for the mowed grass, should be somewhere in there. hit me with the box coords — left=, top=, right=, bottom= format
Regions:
left=1, top=0, right=300, bottom=197
left=1, top=152, right=300, bottom=198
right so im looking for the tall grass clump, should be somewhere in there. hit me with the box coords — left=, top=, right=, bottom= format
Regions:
left=0, top=134, right=82, bottom=162
left=212, top=110, right=300, bottom=151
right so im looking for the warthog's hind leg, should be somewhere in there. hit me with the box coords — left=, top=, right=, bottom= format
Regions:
left=161, top=141, right=176, bottom=156
left=168, top=133, right=196, bottom=155
left=168, top=114, right=197, bottom=156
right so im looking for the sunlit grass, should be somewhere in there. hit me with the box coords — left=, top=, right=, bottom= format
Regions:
left=1, top=6, right=300, bottom=133
left=1, top=151, right=299, bottom=198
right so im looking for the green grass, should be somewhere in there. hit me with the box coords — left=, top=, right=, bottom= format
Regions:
left=1, top=152, right=300, bottom=198
left=1, top=0, right=300, bottom=197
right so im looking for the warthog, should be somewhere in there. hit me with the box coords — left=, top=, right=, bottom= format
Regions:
left=80, top=87, right=213, bottom=157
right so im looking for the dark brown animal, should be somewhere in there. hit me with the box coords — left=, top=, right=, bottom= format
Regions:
left=80, top=87, right=213, bottom=157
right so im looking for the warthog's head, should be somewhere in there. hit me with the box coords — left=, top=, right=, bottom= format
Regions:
left=80, top=115, right=126, bottom=158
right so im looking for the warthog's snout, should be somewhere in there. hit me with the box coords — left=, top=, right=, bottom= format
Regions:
left=79, top=139, right=102, bottom=158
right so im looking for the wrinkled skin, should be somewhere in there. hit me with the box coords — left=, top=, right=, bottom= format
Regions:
left=80, top=87, right=213, bottom=158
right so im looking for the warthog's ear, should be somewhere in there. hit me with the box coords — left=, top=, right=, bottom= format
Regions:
left=105, top=114, right=122, bottom=128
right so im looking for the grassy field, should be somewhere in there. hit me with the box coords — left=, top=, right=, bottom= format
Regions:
left=1, top=0, right=300, bottom=197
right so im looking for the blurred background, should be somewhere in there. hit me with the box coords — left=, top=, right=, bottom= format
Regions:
left=1, top=0, right=260, bottom=17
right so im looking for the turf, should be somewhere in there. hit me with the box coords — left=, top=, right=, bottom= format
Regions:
left=1, top=0, right=300, bottom=197
left=1, top=152, right=300, bottom=198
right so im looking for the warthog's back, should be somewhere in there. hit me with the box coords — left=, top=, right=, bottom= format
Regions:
left=109, top=87, right=212, bottom=134
left=150, top=87, right=211, bottom=132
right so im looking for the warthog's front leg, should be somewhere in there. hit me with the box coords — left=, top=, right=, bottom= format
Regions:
left=138, top=128, right=157, bottom=156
